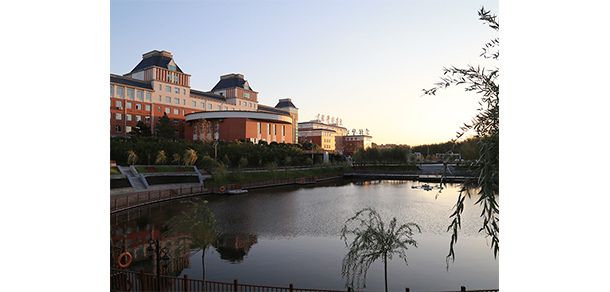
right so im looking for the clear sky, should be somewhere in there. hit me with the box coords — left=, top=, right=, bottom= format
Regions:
left=110, top=0, right=499, bottom=146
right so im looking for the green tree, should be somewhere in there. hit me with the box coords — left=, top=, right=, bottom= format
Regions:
left=164, top=198, right=221, bottom=288
left=156, top=112, right=175, bottom=138
left=131, top=120, right=152, bottom=137
left=340, top=207, right=421, bottom=292
left=423, top=7, right=499, bottom=263
left=172, top=153, right=181, bottom=165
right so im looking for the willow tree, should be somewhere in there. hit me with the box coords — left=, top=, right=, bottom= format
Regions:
left=340, top=207, right=421, bottom=292
left=183, top=149, right=198, bottom=166
left=423, top=7, right=499, bottom=264
left=155, top=150, right=168, bottom=165
left=126, top=150, right=138, bottom=166
left=164, top=198, right=221, bottom=289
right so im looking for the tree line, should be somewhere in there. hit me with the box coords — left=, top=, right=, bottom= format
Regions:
left=111, top=136, right=342, bottom=171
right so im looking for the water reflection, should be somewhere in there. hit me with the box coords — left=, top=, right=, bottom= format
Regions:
left=214, top=234, right=258, bottom=263
left=110, top=179, right=498, bottom=291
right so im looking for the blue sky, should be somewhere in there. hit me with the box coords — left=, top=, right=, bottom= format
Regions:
left=111, top=0, right=499, bottom=145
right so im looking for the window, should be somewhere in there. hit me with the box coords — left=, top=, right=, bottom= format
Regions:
left=159, top=95, right=162, bottom=102
left=166, top=86, right=171, bottom=92
left=115, top=125, right=122, bottom=132
left=145, top=104, right=151, bottom=111
left=117, top=86, right=124, bottom=98
left=145, top=116, right=150, bottom=123
left=267, top=124, right=271, bottom=135
left=146, top=92, right=151, bottom=101
left=166, top=97, right=171, bottom=103
left=126, top=114, right=132, bottom=121
left=182, top=110, right=185, bottom=115
left=192, top=101, right=196, bottom=107
left=200, top=102, right=204, bottom=108
left=224, top=106, right=228, bottom=110
left=135, top=104, right=142, bottom=110
left=167, top=74, right=172, bottom=81
left=159, top=84, right=162, bottom=90
left=169, top=65, right=176, bottom=71
left=175, top=87, right=180, bottom=94
left=110, top=85, right=114, bottom=97
left=217, top=105, right=221, bottom=110
left=183, top=89, right=186, bottom=95
left=116, top=113, right=122, bottom=120
left=174, top=109, right=179, bottom=115
left=282, top=125, right=285, bottom=136
left=136, top=90, right=143, bottom=101
left=173, top=119, right=179, bottom=125
left=257, top=122, right=261, bottom=134
left=116, top=100, right=122, bottom=108
left=165, top=108, right=171, bottom=114
left=244, top=92, right=250, bottom=99
left=127, top=88, right=134, bottom=100
left=158, top=106, right=162, bottom=113
left=126, top=102, right=132, bottom=109
left=209, top=104, right=212, bottom=109
left=174, top=76, right=178, bottom=82
left=174, top=98, right=179, bottom=104
left=126, top=126, right=132, bottom=133
left=274, top=125, right=277, bottom=135
left=239, top=101, right=241, bottom=106
left=136, top=115, right=142, bottom=122
left=183, top=99, right=185, bottom=105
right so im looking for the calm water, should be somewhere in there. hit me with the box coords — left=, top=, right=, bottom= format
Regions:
left=111, top=179, right=498, bottom=291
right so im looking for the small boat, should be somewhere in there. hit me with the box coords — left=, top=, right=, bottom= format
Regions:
left=227, top=189, right=248, bottom=195
left=411, top=186, right=418, bottom=189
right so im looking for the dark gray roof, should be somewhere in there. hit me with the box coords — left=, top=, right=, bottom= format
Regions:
left=211, top=76, right=253, bottom=91
left=129, top=55, right=183, bottom=73
left=189, top=89, right=226, bottom=102
left=110, top=74, right=153, bottom=90
left=275, top=100, right=297, bottom=109
left=257, top=105, right=291, bottom=116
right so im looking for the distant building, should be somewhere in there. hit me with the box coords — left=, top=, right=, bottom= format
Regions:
left=343, top=134, right=373, bottom=157
left=298, top=121, right=347, bottom=153
left=110, top=50, right=298, bottom=143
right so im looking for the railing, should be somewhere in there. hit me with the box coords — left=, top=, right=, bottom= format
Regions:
left=111, top=173, right=344, bottom=214
left=110, top=268, right=498, bottom=292
left=111, top=268, right=348, bottom=292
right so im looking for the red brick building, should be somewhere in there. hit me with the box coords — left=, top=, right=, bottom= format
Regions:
left=110, top=50, right=298, bottom=143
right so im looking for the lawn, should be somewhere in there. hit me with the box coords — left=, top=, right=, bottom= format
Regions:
left=110, top=167, right=121, bottom=175
left=135, top=166, right=196, bottom=173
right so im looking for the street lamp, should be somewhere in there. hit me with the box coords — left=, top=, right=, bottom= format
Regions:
left=146, top=237, right=170, bottom=289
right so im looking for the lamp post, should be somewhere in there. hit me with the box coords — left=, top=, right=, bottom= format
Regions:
left=146, top=237, right=170, bottom=290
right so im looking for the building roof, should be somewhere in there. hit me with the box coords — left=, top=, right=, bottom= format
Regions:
left=211, top=73, right=253, bottom=91
left=275, top=99, right=297, bottom=109
left=258, top=105, right=291, bottom=116
left=129, top=51, right=184, bottom=73
left=110, top=74, right=153, bottom=90
left=189, top=89, right=226, bottom=102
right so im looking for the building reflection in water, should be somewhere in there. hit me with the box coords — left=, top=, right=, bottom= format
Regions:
left=214, top=233, right=258, bottom=263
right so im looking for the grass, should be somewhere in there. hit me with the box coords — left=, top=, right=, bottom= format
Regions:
left=205, top=166, right=345, bottom=187
left=135, top=166, right=196, bottom=173
left=111, top=167, right=121, bottom=175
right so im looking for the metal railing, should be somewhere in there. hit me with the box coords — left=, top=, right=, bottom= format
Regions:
left=111, top=268, right=498, bottom=292
left=111, top=173, right=344, bottom=214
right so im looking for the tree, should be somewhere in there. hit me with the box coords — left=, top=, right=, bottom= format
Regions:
left=131, top=120, right=152, bottom=137
left=126, top=150, right=138, bottom=166
left=156, top=113, right=175, bottom=138
left=164, top=198, right=221, bottom=289
left=340, top=207, right=421, bottom=292
left=183, top=148, right=198, bottom=166
left=172, top=153, right=181, bottom=165
left=423, top=7, right=499, bottom=264
left=155, top=150, right=168, bottom=165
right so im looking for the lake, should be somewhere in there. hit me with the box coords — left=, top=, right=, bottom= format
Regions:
left=110, top=179, right=498, bottom=291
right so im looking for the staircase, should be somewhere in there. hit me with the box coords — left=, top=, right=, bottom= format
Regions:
left=117, top=166, right=147, bottom=190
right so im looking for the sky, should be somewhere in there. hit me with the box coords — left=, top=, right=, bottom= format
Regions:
left=110, top=0, right=499, bottom=146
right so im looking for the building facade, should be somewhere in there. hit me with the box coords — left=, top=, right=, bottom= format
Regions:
left=110, top=50, right=298, bottom=143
